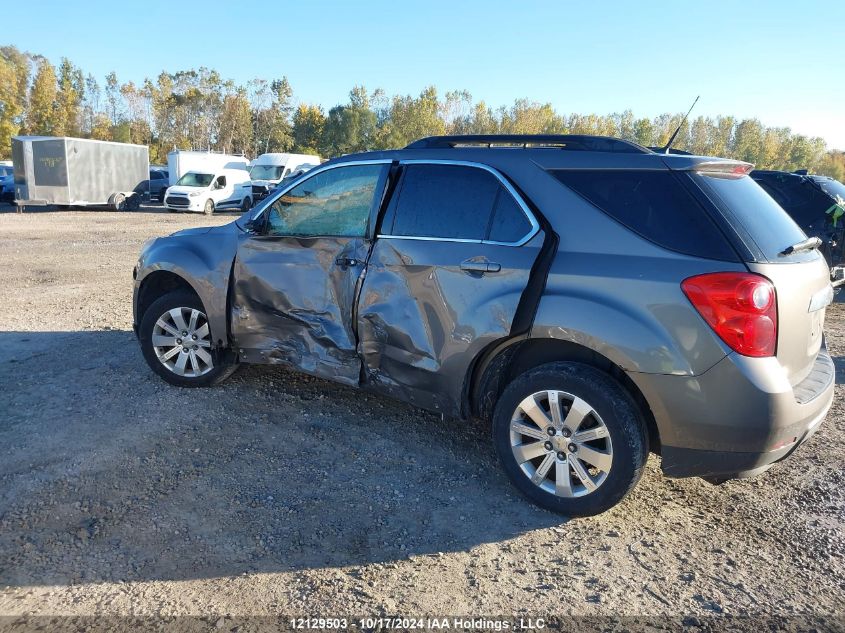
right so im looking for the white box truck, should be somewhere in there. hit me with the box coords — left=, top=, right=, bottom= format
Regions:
left=12, top=136, right=148, bottom=210
left=166, top=150, right=249, bottom=187
left=249, top=152, right=320, bottom=201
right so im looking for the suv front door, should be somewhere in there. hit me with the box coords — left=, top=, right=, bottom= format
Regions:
left=231, top=162, right=389, bottom=384
left=358, top=161, right=544, bottom=415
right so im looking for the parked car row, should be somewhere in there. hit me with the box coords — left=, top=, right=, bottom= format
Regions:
left=133, top=133, right=836, bottom=516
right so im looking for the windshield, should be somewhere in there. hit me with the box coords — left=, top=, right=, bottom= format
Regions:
left=0, top=166, right=12, bottom=177
left=249, top=165, right=284, bottom=181
left=175, top=172, right=213, bottom=187
left=813, top=177, right=845, bottom=202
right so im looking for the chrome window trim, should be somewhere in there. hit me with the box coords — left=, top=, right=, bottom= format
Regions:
left=250, top=158, right=393, bottom=221
left=377, top=159, right=541, bottom=247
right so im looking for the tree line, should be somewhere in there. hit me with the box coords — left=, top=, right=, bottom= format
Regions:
left=2, top=45, right=844, bottom=180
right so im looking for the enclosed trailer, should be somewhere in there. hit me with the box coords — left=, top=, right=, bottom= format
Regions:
left=166, top=150, right=249, bottom=186
left=12, top=136, right=149, bottom=210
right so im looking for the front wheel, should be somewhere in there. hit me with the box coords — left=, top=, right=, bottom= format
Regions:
left=139, top=290, right=237, bottom=388
left=241, top=197, right=252, bottom=212
left=492, top=361, right=647, bottom=517
left=203, top=199, right=214, bottom=215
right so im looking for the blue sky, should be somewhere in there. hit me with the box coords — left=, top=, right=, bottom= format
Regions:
left=7, top=0, right=845, bottom=149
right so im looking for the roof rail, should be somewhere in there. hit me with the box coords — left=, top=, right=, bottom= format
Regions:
left=405, top=134, right=651, bottom=154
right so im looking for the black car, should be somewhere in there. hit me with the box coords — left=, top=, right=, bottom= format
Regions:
left=751, top=170, right=845, bottom=273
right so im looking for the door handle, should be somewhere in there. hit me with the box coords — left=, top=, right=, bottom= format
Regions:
left=335, top=256, right=359, bottom=267
left=460, top=260, right=502, bottom=273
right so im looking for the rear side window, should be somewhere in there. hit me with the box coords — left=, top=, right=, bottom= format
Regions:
left=383, top=164, right=534, bottom=243
left=552, top=170, right=737, bottom=260
left=693, top=173, right=808, bottom=262
left=388, top=164, right=497, bottom=240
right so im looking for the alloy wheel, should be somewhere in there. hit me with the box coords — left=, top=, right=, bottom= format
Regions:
left=151, top=307, right=214, bottom=377
left=509, top=390, right=613, bottom=498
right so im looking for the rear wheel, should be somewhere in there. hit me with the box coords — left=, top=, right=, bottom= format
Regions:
left=139, top=290, right=237, bottom=388
left=492, top=361, right=647, bottom=516
left=203, top=198, right=214, bottom=215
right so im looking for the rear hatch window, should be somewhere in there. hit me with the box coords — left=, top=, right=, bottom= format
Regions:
left=551, top=169, right=738, bottom=261
left=691, top=172, right=811, bottom=263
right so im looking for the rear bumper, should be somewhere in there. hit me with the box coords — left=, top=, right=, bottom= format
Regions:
left=629, top=346, right=835, bottom=479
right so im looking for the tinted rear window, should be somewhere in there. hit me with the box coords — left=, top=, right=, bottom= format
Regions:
left=692, top=173, right=808, bottom=261
left=488, top=189, right=533, bottom=243
left=552, top=170, right=737, bottom=260
left=386, top=164, right=533, bottom=243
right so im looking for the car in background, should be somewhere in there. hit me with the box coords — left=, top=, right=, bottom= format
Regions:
left=133, top=167, right=170, bottom=203
left=750, top=170, right=845, bottom=281
left=149, top=167, right=169, bottom=202
left=0, top=162, right=13, bottom=203
left=164, top=168, right=252, bottom=214
left=249, top=153, right=320, bottom=202
left=133, top=134, right=835, bottom=516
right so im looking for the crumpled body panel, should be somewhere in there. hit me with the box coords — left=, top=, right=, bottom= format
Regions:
left=357, top=237, right=541, bottom=416
left=231, top=235, right=367, bottom=385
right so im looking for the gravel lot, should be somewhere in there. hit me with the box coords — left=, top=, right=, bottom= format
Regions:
left=0, top=205, right=843, bottom=625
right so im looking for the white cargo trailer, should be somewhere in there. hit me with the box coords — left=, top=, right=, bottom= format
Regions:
left=166, top=150, right=249, bottom=186
left=12, top=136, right=149, bottom=210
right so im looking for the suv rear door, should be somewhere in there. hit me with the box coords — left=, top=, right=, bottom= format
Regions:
left=231, top=161, right=389, bottom=384
left=357, top=161, right=544, bottom=416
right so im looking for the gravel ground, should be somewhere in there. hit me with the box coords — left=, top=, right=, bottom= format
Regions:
left=0, top=205, right=843, bottom=625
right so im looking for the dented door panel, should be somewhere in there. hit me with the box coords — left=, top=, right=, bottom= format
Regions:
left=231, top=235, right=367, bottom=384
left=357, top=235, right=543, bottom=416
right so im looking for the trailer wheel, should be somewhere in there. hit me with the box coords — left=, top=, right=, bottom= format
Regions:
left=203, top=199, right=215, bottom=215
left=110, top=193, right=126, bottom=211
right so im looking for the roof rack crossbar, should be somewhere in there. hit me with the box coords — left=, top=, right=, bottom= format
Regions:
left=405, top=134, right=650, bottom=154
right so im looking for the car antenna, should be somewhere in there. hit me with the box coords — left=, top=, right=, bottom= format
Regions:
left=661, top=96, right=700, bottom=154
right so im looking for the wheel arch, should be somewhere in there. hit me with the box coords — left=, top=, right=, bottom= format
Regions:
left=136, top=270, right=201, bottom=328
left=467, top=337, right=661, bottom=454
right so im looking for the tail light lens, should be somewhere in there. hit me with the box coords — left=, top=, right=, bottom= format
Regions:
left=681, top=272, right=777, bottom=357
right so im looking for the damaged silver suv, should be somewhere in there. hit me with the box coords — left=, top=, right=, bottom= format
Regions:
left=133, top=135, right=836, bottom=516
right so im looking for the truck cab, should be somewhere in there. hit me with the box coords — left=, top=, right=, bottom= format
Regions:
left=249, top=153, right=320, bottom=201
left=164, top=168, right=252, bottom=214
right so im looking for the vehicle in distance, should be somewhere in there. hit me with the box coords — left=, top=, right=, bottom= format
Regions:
left=164, top=168, right=252, bottom=214
left=0, top=161, right=12, bottom=203
left=249, top=152, right=320, bottom=202
left=751, top=169, right=845, bottom=278
left=133, top=134, right=835, bottom=516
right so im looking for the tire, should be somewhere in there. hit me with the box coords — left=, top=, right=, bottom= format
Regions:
left=158, top=189, right=167, bottom=203
left=139, top=290, right=238, bottom=388
left=241, top=197, right=252, bottom=212
left=203, top=199, right=214, bottom=215
left=111, top=193, right=126, bottom=211
left=492, top=361, right=647, bottom=517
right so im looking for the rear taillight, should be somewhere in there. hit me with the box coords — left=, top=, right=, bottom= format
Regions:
left=681, top=272, right=777, bottom=357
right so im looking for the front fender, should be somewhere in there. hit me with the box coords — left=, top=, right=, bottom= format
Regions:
left=135, top=225, right=240, bottom=346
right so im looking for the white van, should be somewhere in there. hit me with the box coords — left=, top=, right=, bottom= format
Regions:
left=164, top=168, right=252, bottom=214
left=249, top=152, right=320, bottom=200
left=167, top=150, right=250, bottom=187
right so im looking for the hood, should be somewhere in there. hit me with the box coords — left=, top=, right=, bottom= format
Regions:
left=170, top=221, right=243, bottom=238
left=251, top=179, right=279, bottom=187
left=169, top=226, right=214, bottom=237
left=167, top=185, right=207, bottom=196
